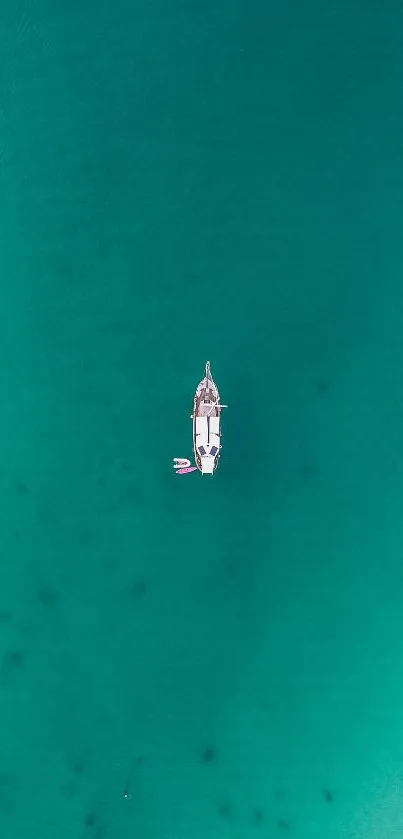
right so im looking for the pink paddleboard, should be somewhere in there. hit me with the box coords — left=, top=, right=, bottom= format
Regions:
left=173, top=458, right=197, bottom=475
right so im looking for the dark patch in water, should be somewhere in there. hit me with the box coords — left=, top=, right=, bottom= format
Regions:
left=315, top=378, right=330, bottom=396
left=322, top=787, right=333, bottom=802
left=15, top=481, right=29, bottom=496
left=84, top=812, right=106, bottom=836
left=217, top=800, right=232, bottom=819
left=37, top=585, right=59, bottom=609
left=84, top=813, right=95, bottom=828
left=1, top=649, right=25, bottom=678
left=129, top=580, right=147, bottom=600
left=201, top=746, right=216, bottom=763
left=72, top=758, right=86, bottom=777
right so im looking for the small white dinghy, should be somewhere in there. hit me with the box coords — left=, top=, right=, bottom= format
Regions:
left=173, top=361, right=227, bottom=476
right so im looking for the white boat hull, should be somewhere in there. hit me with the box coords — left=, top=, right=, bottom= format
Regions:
left=192, top=361, right=225, bottom=475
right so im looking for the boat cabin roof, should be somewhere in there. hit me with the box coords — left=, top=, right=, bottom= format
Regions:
left=195, top=416, right=220, bottom=458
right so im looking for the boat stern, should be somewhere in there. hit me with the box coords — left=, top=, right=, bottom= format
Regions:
left=200, top=455, right=215, bottom=475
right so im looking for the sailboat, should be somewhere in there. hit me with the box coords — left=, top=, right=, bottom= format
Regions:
left=192, top=360, right=227, bottom=474
left=173, top=361, right=227, bottom=476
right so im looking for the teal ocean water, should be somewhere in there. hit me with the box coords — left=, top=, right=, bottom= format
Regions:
left=1, top=1, right=403, bottom=836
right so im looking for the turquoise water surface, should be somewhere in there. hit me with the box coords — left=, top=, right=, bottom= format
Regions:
left=1, top=1, right=403, bottom=837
